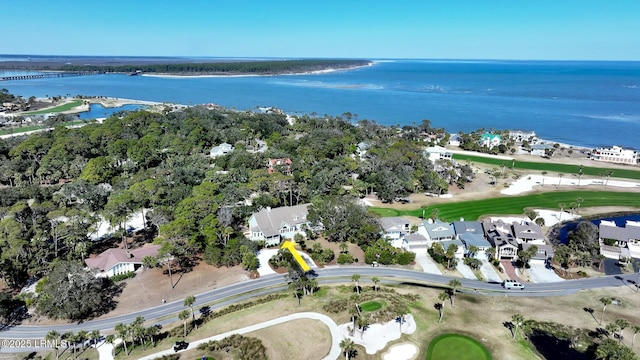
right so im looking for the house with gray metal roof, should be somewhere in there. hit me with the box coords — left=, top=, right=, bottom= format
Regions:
left=248, top=204, right=312, bottom=246
left=440, top=239, right=465, bottom=258
left=598, top=220, right=640, bottom=258
left=452, top=221, right=484, bottom=236
left=512, top=221, right=545, bottom=245
left=459, top=233, right=492, bottom=255
left=522, top=243, right=554, bottom=262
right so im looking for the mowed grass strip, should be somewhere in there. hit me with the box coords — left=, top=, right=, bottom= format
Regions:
left=370, top=191, right=640, bottom=221
left=22, top=99, right=83, bottom=114
left=452, top=153, right=640, bottom=180
left=426, top=334, right=492, bottom=360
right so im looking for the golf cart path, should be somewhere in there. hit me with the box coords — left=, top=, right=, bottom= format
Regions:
left=131, top=312, right=341, bottom=360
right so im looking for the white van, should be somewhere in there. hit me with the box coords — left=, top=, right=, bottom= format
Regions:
left=502, top=279, right=525, bottom=290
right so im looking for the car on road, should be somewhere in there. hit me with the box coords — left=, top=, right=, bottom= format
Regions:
left=502, top=279, right=525, bottom=290
left=173, top=341, right=189, bottom=352
left=371, top=261, right=380, bottom=267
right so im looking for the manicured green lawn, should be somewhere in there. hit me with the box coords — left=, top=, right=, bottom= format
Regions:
left=22, top=99, right=83, bottom=115
left=426, top=334, right=492, bottom=360
left=360, top=301, right=382, bottom=311
left=370, top=190, right=640, bottom=221
left=452, top=153, right=640, bottom=180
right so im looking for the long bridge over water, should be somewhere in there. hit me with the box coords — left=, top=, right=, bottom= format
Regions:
left=0, top=71, right=103, bottom=81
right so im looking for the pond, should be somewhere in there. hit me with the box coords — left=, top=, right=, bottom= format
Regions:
left=556, top=213, right=640, bottom=245
left=78, top=103, right=143, bottom=119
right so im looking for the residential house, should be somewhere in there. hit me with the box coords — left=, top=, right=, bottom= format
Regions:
left=458, top=233, right=492, bottom=257
left=248, top=204, right=312, bottom=246
left=479, top=133, right=502, bottom=149
left=598, top=220, right=640, bottom=258
left=248, top=139, right=268, bottom=153
left=418, top=220, right=455, bottom=245
left=267, top=158, right=292, bottom=175
left=590, top=146, right=639, bottom=165
left=378, top=217, right=411, bottom=240
left=482, top=220, right=519, bottom=260
left=522, top=243, right=554, bottom=263
left=423, top=146, right=453, bottom=162
left=84, top=244, right=160, bottom=278
left=452, top=220, right=484, bottom=236
left=356, top=142, right=370, bottom=160
left=448, top=133, right=462, bottom=147
left=209, top=142, right=234, bottom=158
left=404, top=233, right=429, bottom=248
left=440, top=239, right=465, bottom=258
left=529, top=144, right=554, bottom=157
left=512, top=221, right=546, bottom=245
left=508, top=130, right=537, bottom=143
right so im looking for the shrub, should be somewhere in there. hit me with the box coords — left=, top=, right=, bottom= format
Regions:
left=111, top=271, right=136, bottom=282
left=395, top=250, right=416, bottom=265
left=577, top=270, right=588, bottom=277
left=337, top=253, right=355, bottom=264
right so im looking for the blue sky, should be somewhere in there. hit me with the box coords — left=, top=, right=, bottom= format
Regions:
left=4, top=0, right=640, bottom=60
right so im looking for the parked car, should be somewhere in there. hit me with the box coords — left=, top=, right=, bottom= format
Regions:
left=173, top=341, right=189, bottom=352
left=371, top=261, right=380, bottom=267
left=502, top=279, right=525, bottom=290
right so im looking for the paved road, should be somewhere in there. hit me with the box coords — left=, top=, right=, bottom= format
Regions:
left=1, top=266, right=638, bottom=346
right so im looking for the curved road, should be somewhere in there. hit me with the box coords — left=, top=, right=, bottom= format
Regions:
left=1, top=266, right=638, bottom=343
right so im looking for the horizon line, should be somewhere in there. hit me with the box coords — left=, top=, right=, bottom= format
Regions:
left=1, top=54, right=639, bottom=62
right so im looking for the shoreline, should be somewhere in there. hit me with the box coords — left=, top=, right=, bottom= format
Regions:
left=141, top=63, right=374, bottom=79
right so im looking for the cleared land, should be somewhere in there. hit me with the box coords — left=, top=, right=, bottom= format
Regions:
left=21, top=99, right=83, bottom=114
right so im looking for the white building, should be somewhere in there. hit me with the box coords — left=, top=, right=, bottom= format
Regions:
left=209, top=142, right=234, bottom=158
left=590, top=146, right=639, bottom=165
left=423, top=146, right=453, bottom=162
left=248, top=204, right=313, bottom=246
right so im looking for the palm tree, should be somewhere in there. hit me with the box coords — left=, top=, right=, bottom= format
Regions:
left=557, top=173, right=564, bottom=186
left=90, top=329, right=101, bottom=348
left=339, top=242, right=349, bottom=253
left=357, top=315, right=368, bottom=339
left=178, top=309, right=190, bottom=337
left=487, top=247, right=497, bottom=261
left=339, top=337, right=355, bottom=360
left=437, top=292, right=448, bottom=321
left=184, top=295, right=196, bottom=323
left=145, top=325, right=160, bottom=348
left=351, top=273, right=361, bottom=294
left=576, top=198, right=584, bottom=213
left=631, top=324, right=640, bottom=347
left=105, top=334, right=116, bottom=355
left=558, top=203, right=566, bottom=221
left=512, top=313, right=525, bottom=339
left=114, top=323, right=129, bottom=355
left=448, top=279, right=461, bottom=307
left=46, top=330, right=61, bottom=360
left=605, top=170, right=614, bottom=186
left=541, top=171, right=547, bottom=186
left=606, top=323, right=620, bottom=339
left=599, top=297, right=612, bottom=325
left=371, top=276, right=380, bottom=292
left=467, top=245, right=479, bottom=258
left=614, top=319, right=630, bottom=343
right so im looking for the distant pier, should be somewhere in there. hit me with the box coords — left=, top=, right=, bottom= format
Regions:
left=0, top=71, right=103, bottom=81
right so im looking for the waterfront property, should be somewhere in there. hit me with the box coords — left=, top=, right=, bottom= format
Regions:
left=248, top=204, right=312, bottom=246
left=590, top=145, right=639, bottom=165
left=479, top=133, right=502, bottom=149
left=423, top=146, right=453, bottom=162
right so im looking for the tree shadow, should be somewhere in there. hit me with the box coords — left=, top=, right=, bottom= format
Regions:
left=583, top=307, right=597, bottom=324
left=503, top=321, right=514, bottom=338
left=527, top=329, right=588, bottom=360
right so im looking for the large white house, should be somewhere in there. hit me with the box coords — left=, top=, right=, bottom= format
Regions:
left=590, top=146, right=639, bottom=164
left=248, top=204, right=313, bottom=246
left=209, top=142, right=234, bottom=158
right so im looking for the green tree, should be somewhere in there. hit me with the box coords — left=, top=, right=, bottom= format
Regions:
left=511, top=313, right=525, bottom=339
left=371, top=276, right=380, bottom=292
left=45, top=330, right=61, bottom=360
left=595, top=338, right=637, bottom=360
left=600, top=297, right=613, bottom=325
left=615, top=319, right=630, bottom=343
left=184, top=295, right=196, bottom=323
left=178, top=309, right=190, bottom=337
left=114, top=323, right=129, bottom=356
left=631, top=324, right=640, bottom=348
left=448, top=279, right=461, bottom=307
left=351, top=273, right=361, bottom=294
left=437, top=292, right=448, bottom=322
left=339, top=337, right=355, bottom=360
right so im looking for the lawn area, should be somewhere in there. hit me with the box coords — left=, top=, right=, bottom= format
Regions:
left=360, top=300, right=383, bottom=311
left=452, top=153, right=640, bottom=180
left=370, top=190, right=640, bottom=221
left=22, top=99, right=83, bottom=115
left=426, top=334, right=492, bottom=360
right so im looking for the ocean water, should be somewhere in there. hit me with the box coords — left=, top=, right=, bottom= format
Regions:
left=2, top=59, right=639, bottom=149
